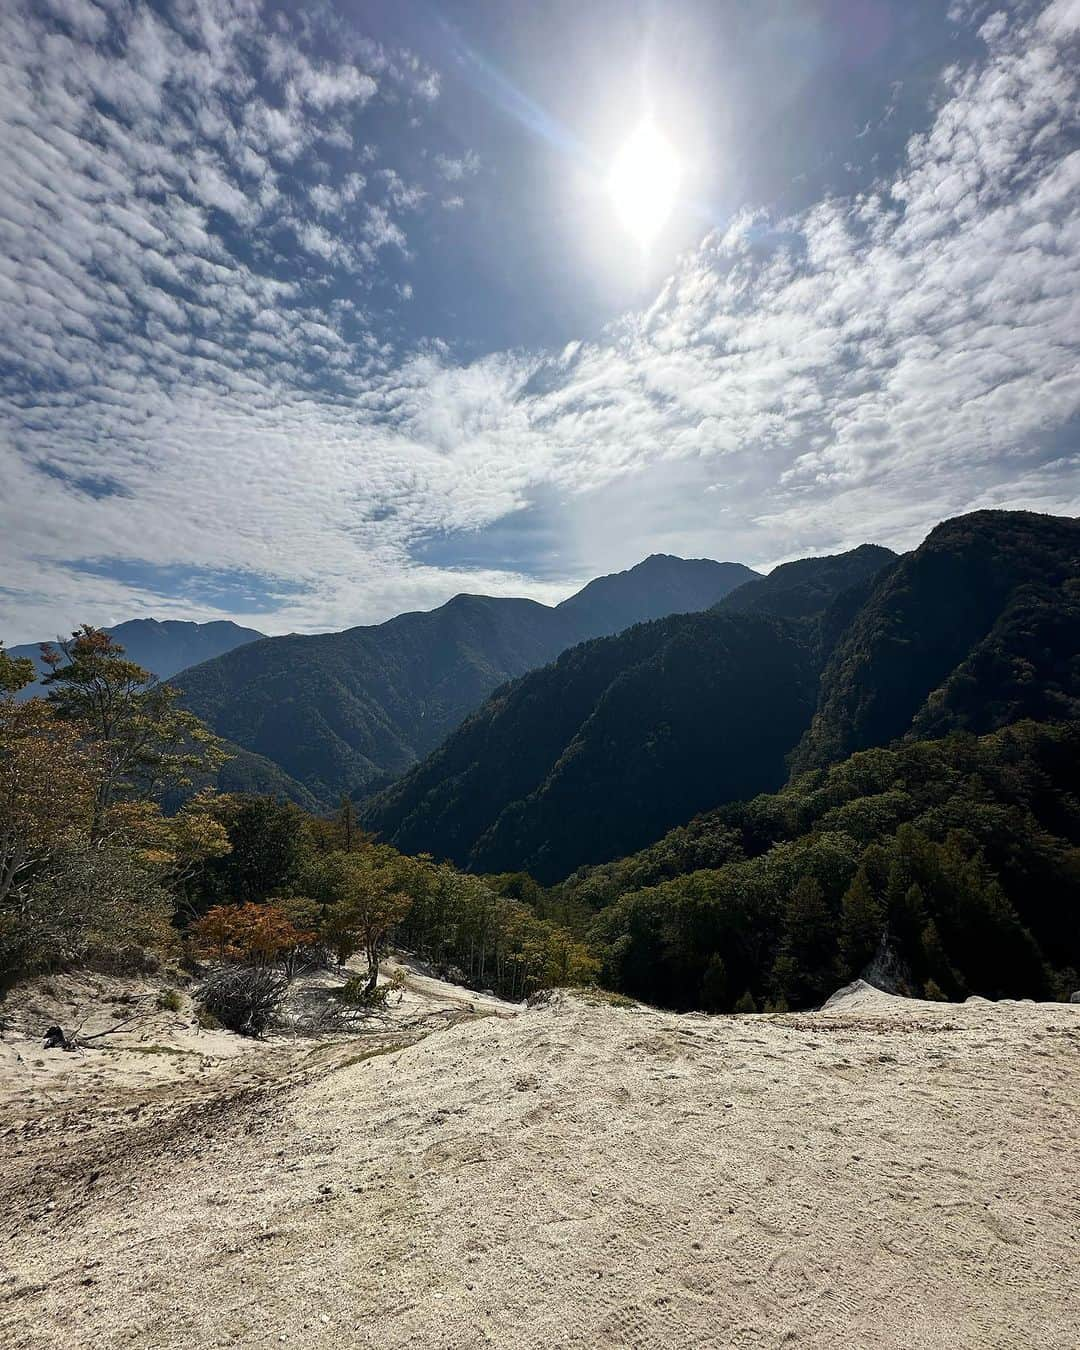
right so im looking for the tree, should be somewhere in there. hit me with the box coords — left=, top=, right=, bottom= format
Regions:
left=190, top=901, right=316, bottom=967
left=839, top=866, right=885, bottom=977
left=700, top=954, right=729, bottom=1012
left=188, top=794, right=311, bottom=909
left=3, top=837, right=177, bottom=985
left=771, top=876, right=839, bottom=1009
left=319, top=850, right=416, bottom=992
left=0, top=698, right=96, bottom=909
left=338, top=794, right=360, bottom=851
left=0, top=643, right=35, bottom=695
left=42, top=627, right=227, bottom=838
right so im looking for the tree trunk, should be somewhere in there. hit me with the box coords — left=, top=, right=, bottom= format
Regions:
left=364, top=944, right=379, bottom=995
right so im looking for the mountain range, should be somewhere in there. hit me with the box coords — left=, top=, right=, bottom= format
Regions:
left=171, top=555, right=757, bottom=806
left=8, top=618, right=264, bottom=701
left=361, top=511, right=1080, bottom=882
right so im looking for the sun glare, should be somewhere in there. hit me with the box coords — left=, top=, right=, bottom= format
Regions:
left=607, top=120, right=682, bottom=248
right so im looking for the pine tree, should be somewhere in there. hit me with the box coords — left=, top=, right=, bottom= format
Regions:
left=839, top=866, right=885, bottom=978
left=771, top=875, right=839, bottom=1009
left=700, top=953, right=728, bottom=1011
left=42, top=627, right=226, bottom=837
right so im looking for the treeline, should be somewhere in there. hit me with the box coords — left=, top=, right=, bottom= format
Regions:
left=182, top=793, right=597, bottom=1002
left=555, top=721, right=1080, bottom=1011
left=0, top=630, right=594, bottom=1019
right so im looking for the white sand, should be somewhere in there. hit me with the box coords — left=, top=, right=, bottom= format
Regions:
left=1, top=973, right=1077, bottom=1349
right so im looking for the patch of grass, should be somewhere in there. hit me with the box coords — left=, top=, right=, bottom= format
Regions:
left=156, top=987, right=183, bottom=1013
left=336, top=1039, right=413, bottom=1069
left=194, top=1006, right=222, bottom=1031
left=575, top=987, right=638, bottom=1009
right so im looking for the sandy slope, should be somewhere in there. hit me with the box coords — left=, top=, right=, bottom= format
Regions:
left=1, top=977, right=1078, bottom=1349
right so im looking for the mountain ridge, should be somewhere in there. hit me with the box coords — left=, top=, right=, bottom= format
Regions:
left=362, top=513, right=1078, bottom=881
left=8, top=618, right=265, bottom=701
left=173, top=554, right=759, bottom=806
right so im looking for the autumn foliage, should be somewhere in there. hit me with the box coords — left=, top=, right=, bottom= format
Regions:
left=190, top=902, right=318, bottom=967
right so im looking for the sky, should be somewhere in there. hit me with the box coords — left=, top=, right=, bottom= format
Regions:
left=1, top=0, right=1077, bottom=644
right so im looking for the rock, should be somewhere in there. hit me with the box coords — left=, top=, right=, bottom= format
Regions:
left=820, top=979, right=896, bottom=1011
left=43, top=1025, right=68, bottom=1049
left=1069, top=991, right=1080, bottom=1004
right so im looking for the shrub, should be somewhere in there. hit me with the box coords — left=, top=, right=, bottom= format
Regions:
left=190, top=902, right=317, bottom=967
left=196, top=964, right=290, bottom=1037
left=194, top=1005, right=221, bottom=1031
left=157, top=987, right=183, bottom=1013
left=339, top=974, right=390, bottom=1008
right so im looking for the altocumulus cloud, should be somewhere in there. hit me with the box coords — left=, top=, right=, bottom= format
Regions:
left=1, top=0, right=1078, bottom=642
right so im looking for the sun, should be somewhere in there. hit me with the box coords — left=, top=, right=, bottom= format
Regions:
left=607, top=120, right=682, bottom=248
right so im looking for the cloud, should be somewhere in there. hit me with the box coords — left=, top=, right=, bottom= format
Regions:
left=434, top=150, right=481, bottom=181
left=0, top=0, right=1078, bottom=643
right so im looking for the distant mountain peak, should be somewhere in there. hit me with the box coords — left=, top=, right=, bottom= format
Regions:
left=8, top=618, right=264, bottom=700
left=558, top=554, right=758, bottom=636
left=172, top=553, right=762, bottom=807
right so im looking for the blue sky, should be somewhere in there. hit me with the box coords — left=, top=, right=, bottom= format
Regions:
left=1, top=0, right=1077, bottom=643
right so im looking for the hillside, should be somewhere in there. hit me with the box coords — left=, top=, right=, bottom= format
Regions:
left=792, top=510, right=1080, bottom=771
left=174, top=556, right=756, bottom=807
left=716, top=543, right=897, bottom=621
left=362, top=544, right=896, bottom=879
left=364, top=513, right=1078, bottom=881
left=9, top=618, right=264, bottom=701
left=559, top=554, right=756, bottom=631
left=2, top=976, right=1077, bottom=1350
left=565, top=719, right=1080, bottom=1011
left=364, top=611, right=819, bottom=881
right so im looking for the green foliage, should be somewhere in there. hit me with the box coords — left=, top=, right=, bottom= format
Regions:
left=717, top=544, right=896, bottom=623
left=42, top=626, right=228, bottom=837
left=582, top=720, right=1080, bottom=1011
left=771, top=876, right=840, bottom=1009
left=733, top=990, right=758, bottom=1014
left=339, top=974, right=390, bottom=1008
left=0, top=643, right=36, bottom=694
left=839, top=867, right=885, bottom=974
left=2, top=838, right=179, bottom=987
left=157, top=987, right=183, bottom=1012
left=176, top=559, right=752, bottom=808
left=188, top=795, right=314, bottom=910
left=0, top=632, right=227, bottom=988
left=365, top=611, right=820, bottom=882
left=392, top=857, right=598, bottom=1000
left=793, top=510, right=1080, bottom=773
left=366, top=512, right=1079, bottom=886
left=315, top=847, right=418, bottom=983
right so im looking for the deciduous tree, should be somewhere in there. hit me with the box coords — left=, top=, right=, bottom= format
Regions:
left=42, top=626, right=226, bottom=837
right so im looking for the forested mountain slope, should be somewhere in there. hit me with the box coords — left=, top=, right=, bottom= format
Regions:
left=362, top=612, right=819, bottom=881
left=717, top=544, right=897, bottom=621
left=364, top=513, right=1078, bottom=881
left=791, top=511, right=1080, bottom=771
left=9, top=618, right=263, bottom=701
left=559, top=554, right=755, bottom=632
left=174, top=555, right=756, bottom=807
left=573, top=719, right=1080, bottom=1011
